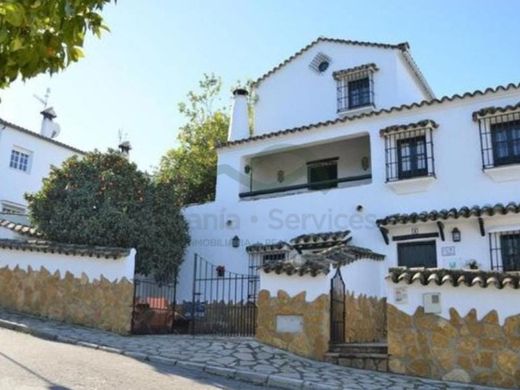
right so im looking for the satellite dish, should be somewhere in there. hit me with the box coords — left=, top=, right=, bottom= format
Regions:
left=50, top=122, right=61, bottom=139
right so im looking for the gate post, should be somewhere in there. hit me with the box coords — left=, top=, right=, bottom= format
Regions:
left=130, top=278, right=139, bottom=334
left=190, top=253, right=198, bottom=335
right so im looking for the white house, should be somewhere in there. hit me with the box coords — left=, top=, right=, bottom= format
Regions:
left=181, top=36, right=520, bottom=295
left=179, top=37, right=520, bottom=385
left=0, top=108, right=84, bottom=220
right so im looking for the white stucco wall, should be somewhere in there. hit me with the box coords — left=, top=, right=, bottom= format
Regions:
left=0, top=247, right=135, bottom=282
left=387, top=280, right=520, bottom=326
left=179, top=85, right=520, bottom=302
left=0, top=125, right=82, bottom=209
left=341, top=259, right=384, bottom=298
left=258, top=258, right=384, bottom=303
left=259, top=270, right=330, bottom=301
left=253, top=41, right=428, bottom=134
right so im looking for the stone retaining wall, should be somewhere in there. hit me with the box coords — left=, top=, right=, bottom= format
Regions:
left=345, top=292, right=386, bottom=342
left=388, top=304, right=520, bottom=388
left=0, top=265, right=133, bottom=334
left=256, top=289, right=329, bottom=360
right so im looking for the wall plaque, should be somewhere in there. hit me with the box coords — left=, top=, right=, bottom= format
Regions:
left=276, top=315, right=303, bottom=333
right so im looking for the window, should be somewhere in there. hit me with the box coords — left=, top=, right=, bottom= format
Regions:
left=381, top=120, right=437, bottom=182
left=307, top=158, right=338, bottom=190
left=397, top=136, right=428, bottom=179
left=490, top=120, right=520, bottom=166
left=489, top=231, right=520, bottom=271
left=318, top=61, right=329, bottom=73
left=262, top=253, right=286, bottom=263
left=474, top=107, right=520, bottom=170
left=334, top=64, right=378, bottom=113
left=397, top=241, right=437, bottom=268
left=348, top=77, right=371, bottom=109
left=9, top=149, right=31, bottom=172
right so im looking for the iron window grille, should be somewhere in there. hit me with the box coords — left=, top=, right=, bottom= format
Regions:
left=336, top=71, right=375, bottom=113
left=307, top=158, right=338, bottom=190
left=262, top=252, right=286, bottom=262
left=383, top=126, right=436, bottom=182
left=248, top=251, right=288, bottom=277
left=10, top=149, right=30, bottom=172
left=489, top=230, right=520, bottom=271
left=475, top=110, right=520, bottom=169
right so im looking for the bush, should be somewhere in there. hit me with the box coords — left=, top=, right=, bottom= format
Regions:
left=26, top=150, right=190, bottom=282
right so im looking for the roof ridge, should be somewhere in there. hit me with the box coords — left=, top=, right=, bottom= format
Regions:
left=0, top=118, right=85, bottom=155
left=253, top=36, right=411, bottom=87
left=218, top=82, right=520, bottom=149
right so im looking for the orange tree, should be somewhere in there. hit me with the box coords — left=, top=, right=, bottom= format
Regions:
left=0, top=0, right=114, bottom=88
left=26, top=150, right=190, bottom=282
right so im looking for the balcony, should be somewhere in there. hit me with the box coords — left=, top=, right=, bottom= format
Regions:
left=239, top=135, right=372, bottom=199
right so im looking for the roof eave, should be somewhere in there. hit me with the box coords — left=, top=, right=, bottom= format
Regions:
left=0, top=118, right=86, bottom=155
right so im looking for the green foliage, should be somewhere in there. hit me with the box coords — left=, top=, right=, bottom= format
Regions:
left=26, top=150, right=190, bottom=282
left=157, top=74, right=230, bottom=205
left=0, top=0, right=113, bottom=88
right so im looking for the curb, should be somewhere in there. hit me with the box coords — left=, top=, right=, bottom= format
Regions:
left=0, top=318, right=338, bottom=390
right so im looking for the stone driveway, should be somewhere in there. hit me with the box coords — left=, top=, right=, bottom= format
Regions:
left=0, top=309, right=497, bottom=390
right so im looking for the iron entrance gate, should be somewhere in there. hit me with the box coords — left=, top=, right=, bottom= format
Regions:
left=131, top=277, right=184, bottom=334
left=190, top=254, right=259, bottom=336
left=330, top=267, right=345, bottom=344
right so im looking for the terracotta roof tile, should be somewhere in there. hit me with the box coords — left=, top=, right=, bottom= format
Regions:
left=332, top=63, right=379, bottom=80
left=0, top=219, right=41, bottom=237
left=0, top=239, right=130, bottom=259
left=290, top=230, right=351, bottom=250
left=387, top=267, right=520, bottom=289
left=253, top=37, right=409, bottom=87
left=246, top=230, right=351, bottom=253
left=261, top=243, right=384, bottom=277
left=0, top=118, right=85, bottom=155
left=472, top=101, right=520, bottom=120
left=379, top=119, right=438, bottom=136
left=377, top=201, right=520, bottom=226
left=246, top=241, right=292, bottom=253
left=218, top=82, right=520, bottom=149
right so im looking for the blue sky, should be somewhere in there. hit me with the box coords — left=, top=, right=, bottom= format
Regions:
left=1, top=0, right=519, bottom=171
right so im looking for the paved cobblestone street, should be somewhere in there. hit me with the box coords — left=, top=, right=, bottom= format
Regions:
left=0, top=309, right=497, bottom=390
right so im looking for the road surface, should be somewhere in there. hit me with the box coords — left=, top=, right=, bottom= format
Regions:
left=0, top=327, right=270, bottom=389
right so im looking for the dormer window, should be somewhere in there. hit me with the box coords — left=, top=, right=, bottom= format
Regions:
left=347, top=77, right=370, bottom=109
left=334, top=63, right=378, bottom=113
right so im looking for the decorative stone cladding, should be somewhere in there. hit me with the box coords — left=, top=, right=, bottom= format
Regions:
left=388, top=304, right=520, bottom=388
left=345, top=293, right=387, bottom=342
left=0, top=265, right=133, bottom=334
left=256, top=289, right=330, bottom=360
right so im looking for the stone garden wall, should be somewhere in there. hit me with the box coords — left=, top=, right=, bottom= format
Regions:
left=388, top=304, right=520, bottom=389
left=256, top=289, right=330, bottom=360
left=0, top=265, right=133, bottom=334
left=345, top=292, right=386, bottom=342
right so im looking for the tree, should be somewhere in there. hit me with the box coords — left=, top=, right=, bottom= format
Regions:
left=156, top=74, right=229, bottom=205
left=26, top=150, right=190, bottom=282
left=0, top=0, right=113, bottom=88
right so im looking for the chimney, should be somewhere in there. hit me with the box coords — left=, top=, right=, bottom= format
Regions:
left=118, top=141, right=132, bottom=157
left=40, top=107, right=61, bottom=138
left=228, top=88, right=249, bottom=141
